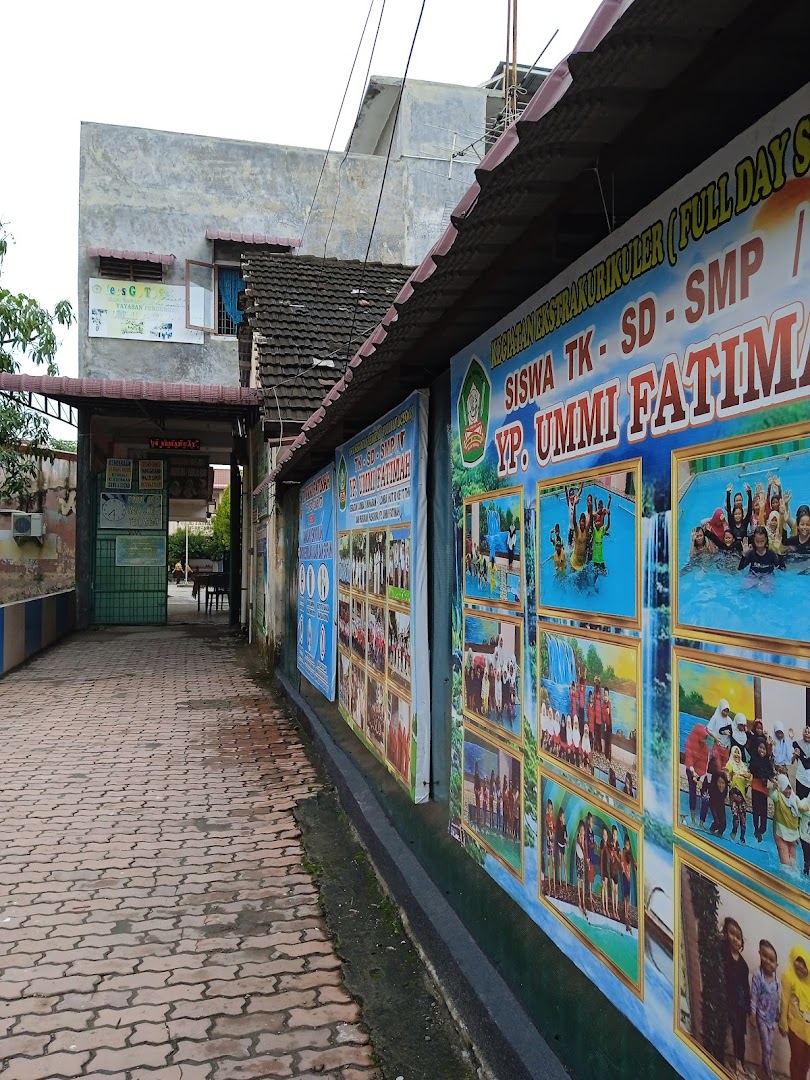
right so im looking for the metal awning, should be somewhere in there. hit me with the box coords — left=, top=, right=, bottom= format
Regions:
left=0, top=373, right=260, bottom=424
left=86, top=247, right=175, bottom=265
left=205, top=229, right=301, bottom=248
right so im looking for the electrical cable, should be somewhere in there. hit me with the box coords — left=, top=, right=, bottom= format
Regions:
left=343, top=0, right=428, bottom=366
left=298, top=0, right=378, bottom=252
left=322, top=0, right=388, bottom=263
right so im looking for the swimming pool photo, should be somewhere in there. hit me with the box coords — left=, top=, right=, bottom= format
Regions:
left=674, top=430, right=810, bottom=646
left=537, top=462, right=640, bottom=627
left=463, top=486, right=524, bottom=608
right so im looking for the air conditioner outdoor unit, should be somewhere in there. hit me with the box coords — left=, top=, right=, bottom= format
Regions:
left=11, top=512, right=45, bottom=542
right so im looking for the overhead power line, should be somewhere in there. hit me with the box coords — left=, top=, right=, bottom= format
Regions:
left=299, top=0, right=379, bottom=252
left=343, top=0, right=429, bottom=366
left=322, top=0, right=388, bottom=262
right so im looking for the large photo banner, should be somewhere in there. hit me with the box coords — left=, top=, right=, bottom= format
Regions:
left=297, top=464, right=336, bottom=700
left=450, top=83, right=810, bottom=1079
left=335, top=390, right=430, bottom=802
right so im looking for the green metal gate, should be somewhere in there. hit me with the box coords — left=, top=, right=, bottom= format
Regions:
left=91, top=473, right=168, bottom=625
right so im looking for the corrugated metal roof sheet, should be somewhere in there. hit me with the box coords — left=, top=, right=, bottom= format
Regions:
left=0, top=373, right=259, bottom=406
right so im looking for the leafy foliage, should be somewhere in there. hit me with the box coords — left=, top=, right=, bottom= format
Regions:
left=687, top=867, right=727, bottom=1063
left=211, top=485, right=231, bottom=552
left=0, top=223, right=74, bottom=501
left=167, top=527, right=220, bottom=565
left=680, top=685, right=713, bottom=721
left=49, top=437, right=77, bottom=453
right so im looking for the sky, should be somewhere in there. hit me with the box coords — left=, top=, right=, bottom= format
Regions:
left=0, top=0, right=602, bottom=430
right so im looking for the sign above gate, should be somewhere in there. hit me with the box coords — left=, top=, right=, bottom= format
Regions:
left=148, top=438, right=200, bottom=451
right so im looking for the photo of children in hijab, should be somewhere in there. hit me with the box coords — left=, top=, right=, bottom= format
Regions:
left=678, top=852, right=810, bottom=1080
left=537, top=461, right=640, bottom=629
left=676, top=650, right=810, bottom=904
left=675, top=432, right=810, bottom=647
left=463, top=487, right=524, bottom=608
left=462, top=729, right=523, bottom=879
left=540, top=770, right=642, bottom=995
left=462, top=611, right=523, bottom=744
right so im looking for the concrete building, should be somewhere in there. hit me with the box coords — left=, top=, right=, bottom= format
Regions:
left=0, top=449, right=76, bottom=606
left=78, top=75, right=500, bottom=388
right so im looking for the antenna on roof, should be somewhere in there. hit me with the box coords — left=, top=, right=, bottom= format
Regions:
left=504, top=0, right=519, bottom=126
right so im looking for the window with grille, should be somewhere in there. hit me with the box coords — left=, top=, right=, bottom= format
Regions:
left=97, top=257, right=164, bottom=282
left=185, top=261, right=244, bottom=335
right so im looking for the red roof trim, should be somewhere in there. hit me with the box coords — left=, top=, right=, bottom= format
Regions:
left=86, top=247, right=175, bottom=265
left=0, top=373, right=260, bottom=407
left=205, top=229, right=302, bottom=248
left=270, top=0, right=635, bottom=481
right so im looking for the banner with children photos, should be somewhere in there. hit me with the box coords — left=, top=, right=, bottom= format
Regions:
left=450, top=83, right=810, bottom=1080
left=335, top=390, right=431, bottom=802
left=297, top=464, right=336, bottom=700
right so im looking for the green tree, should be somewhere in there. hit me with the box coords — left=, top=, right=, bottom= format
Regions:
left=211, top=486, right=231, bottom=553
left=168, top=527, right=219, bottom=565
left=49, top=437, right=77, bottom=453
left=585, top=644, right=603, bottom=682
left=0, top=224, right=74, bottom=500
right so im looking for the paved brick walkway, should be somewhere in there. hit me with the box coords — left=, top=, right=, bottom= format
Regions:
left=1, top=626, right=377, bottom=1080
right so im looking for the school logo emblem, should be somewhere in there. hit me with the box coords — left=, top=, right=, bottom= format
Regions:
left=337, top=456, right=348, bottom=511
left=458, top=357, right=491, bottom=467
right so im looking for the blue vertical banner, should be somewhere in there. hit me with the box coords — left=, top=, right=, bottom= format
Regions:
left=297, top=464, right=336, bottom=700
left=335, top=390, right=431, bottom=802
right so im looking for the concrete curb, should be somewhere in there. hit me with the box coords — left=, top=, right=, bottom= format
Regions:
left=277, top=671, right=570, bottom=1080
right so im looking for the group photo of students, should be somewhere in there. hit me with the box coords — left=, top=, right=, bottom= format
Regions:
left=386, top=690, right=412, bottom=782
left=388, top=527, right=411, bottom=598
left=387, top=607, right=411, bottom=690
left=675, top=438, right=810, bottom=644
left=678, top=655, right=810, bottom=894
left=462, top=612, right=522, bottom=741
left=539, top=775, right=641, bottom=991
left=337, top=533, right=351, bottom=589
left=338, top=596, right=350, bottom=651
left=367, top=602, right=386, bottom=674
left=537, top=466, right=639, bottom=625
left=539, top=629, right=640, bottom=804
left=336, top=520, right=418, bottom=796
left=367, top=675, right=386, bottom=753
left=461, top=730, right=523, bottom=877
left=368, top=528, right=387, bottom=597
left=349, top=663, right=366, bottom=732
left=350, top=597, right=366, bottom=662
left=350, top=532, right=368, bottom=591
left=680, top=859, right=810, bottom=1080
left=463, top=488, right=523, bottom=607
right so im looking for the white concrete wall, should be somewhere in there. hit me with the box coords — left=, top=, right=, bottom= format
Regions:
left=78, top=77, right=487, bottom=387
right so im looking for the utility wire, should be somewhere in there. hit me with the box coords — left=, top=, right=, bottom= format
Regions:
left=298, top=0, right=378, bottom=252
left=343, top=0, right=428, bottom=366
left=322, top=0, right=388, bottom=263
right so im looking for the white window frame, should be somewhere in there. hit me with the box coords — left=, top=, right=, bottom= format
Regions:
left=185, top=259, right=218, bottom=333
